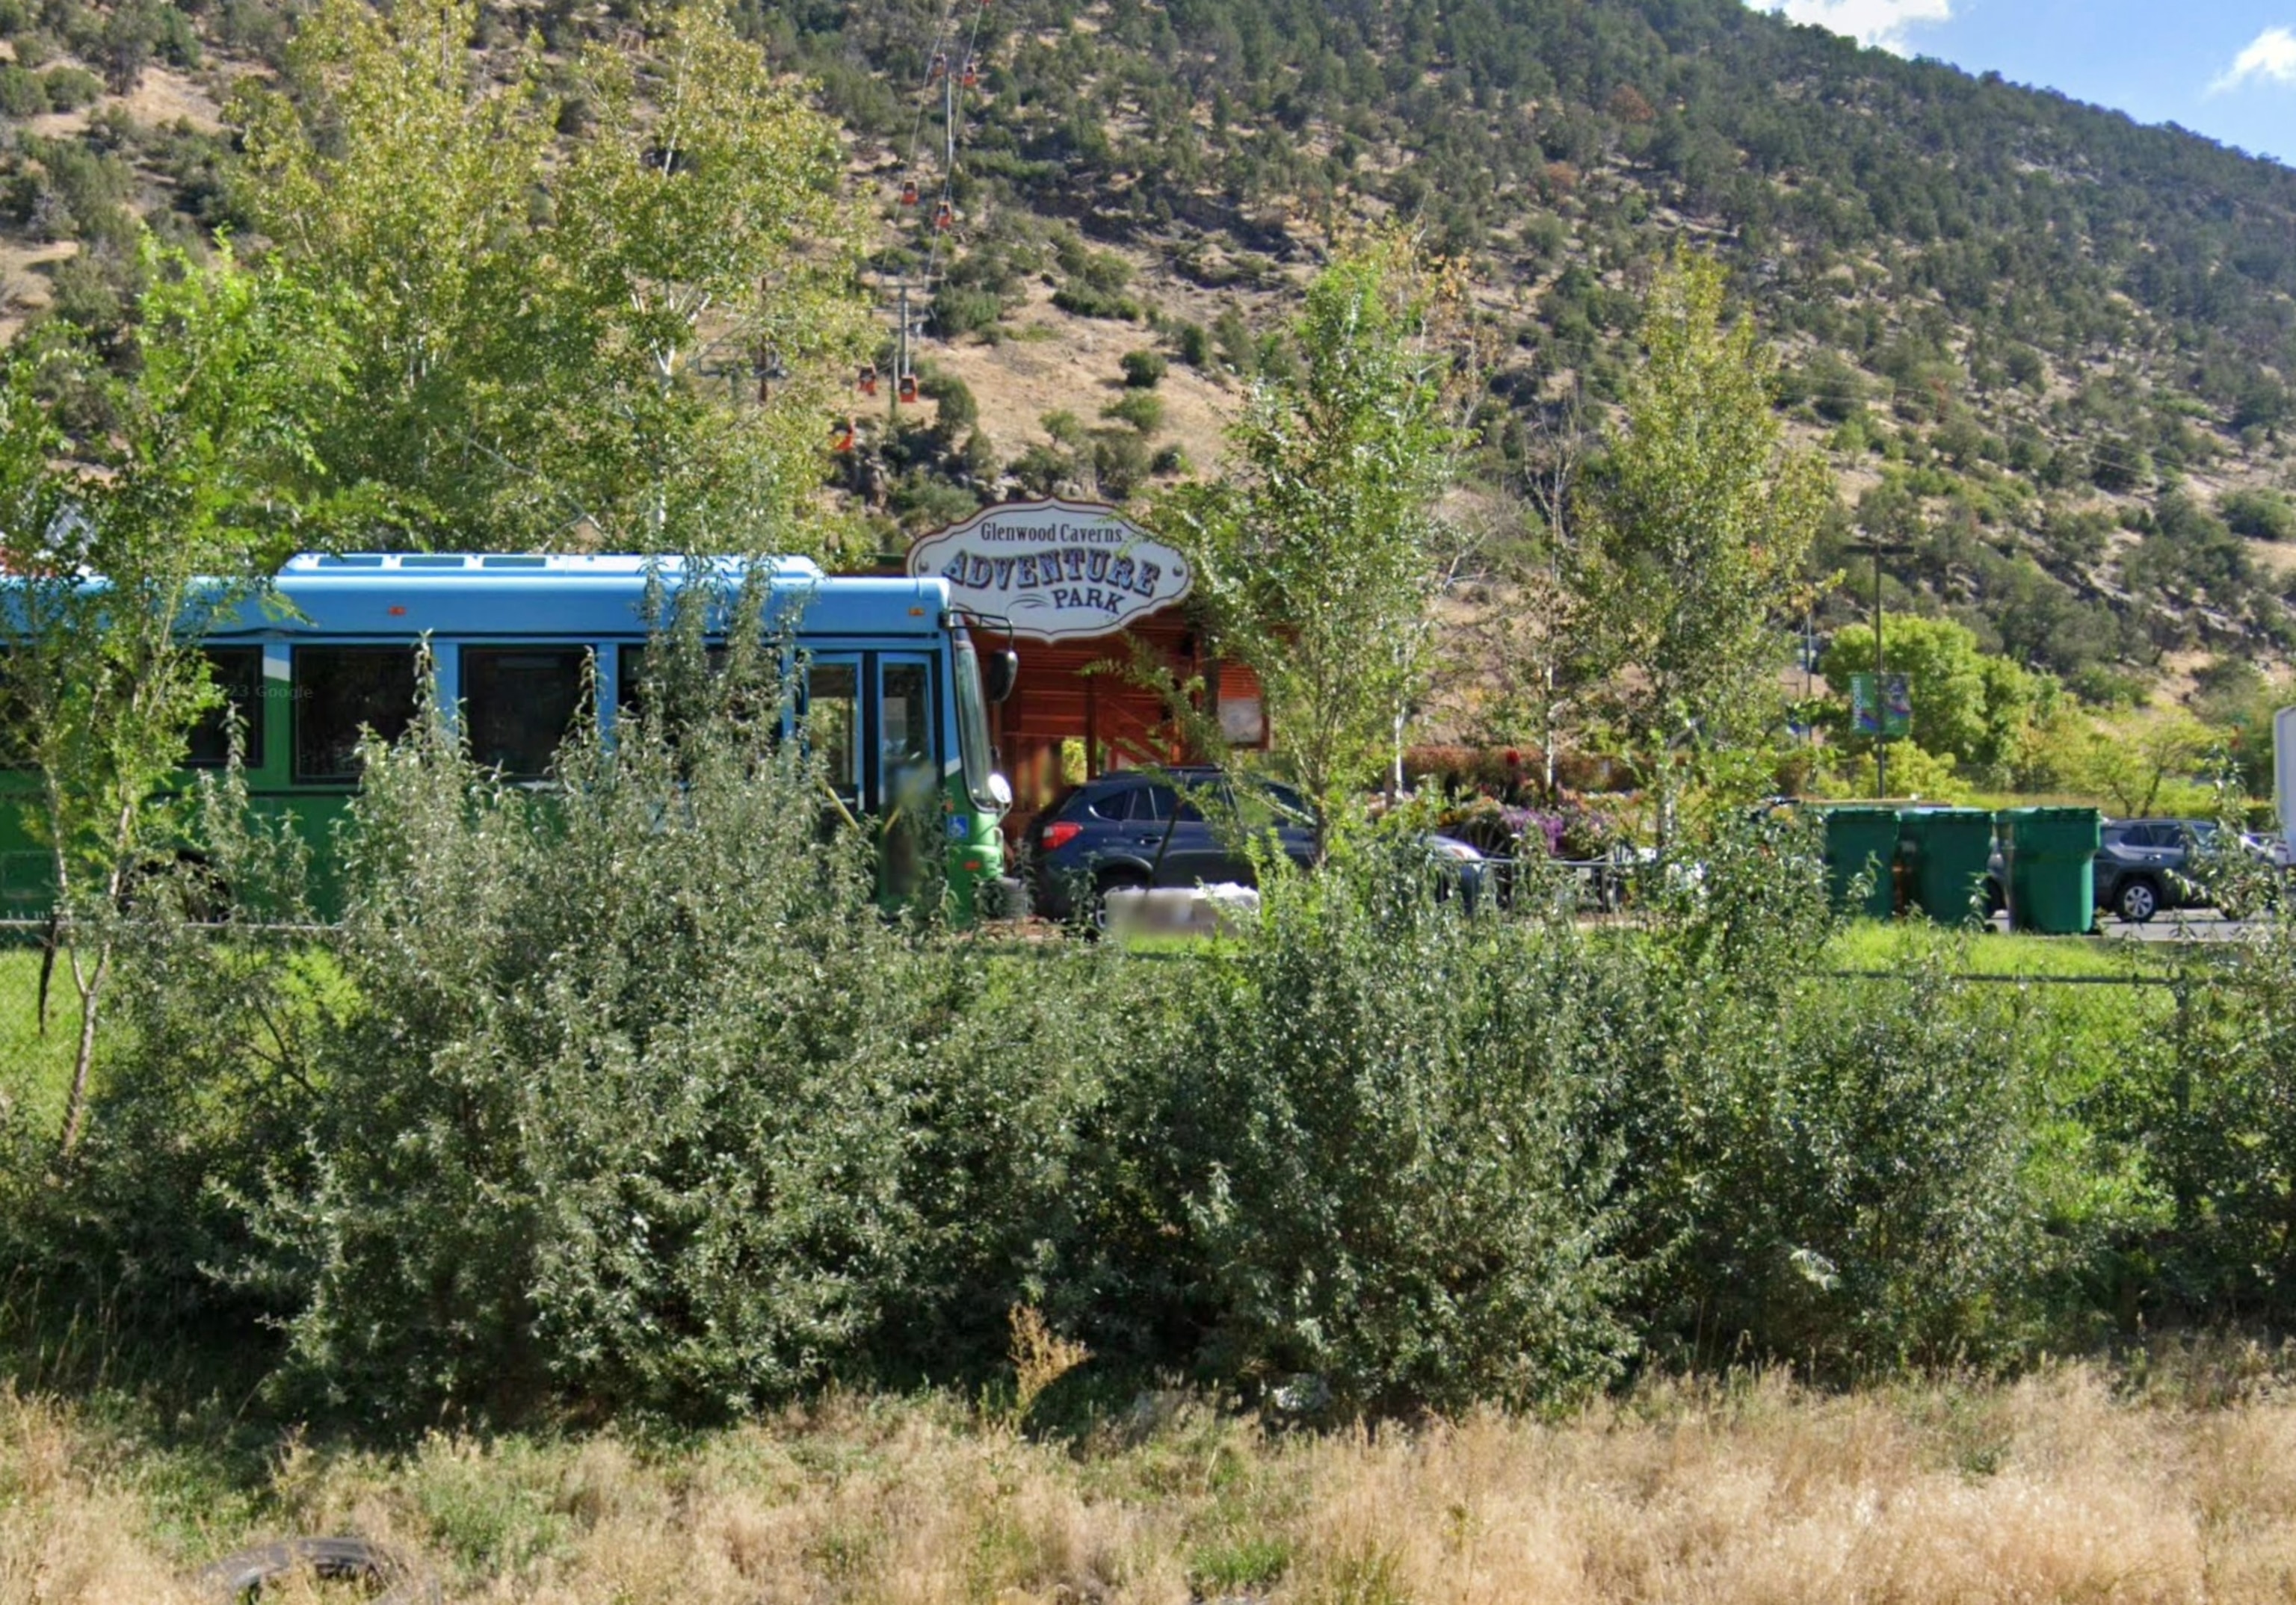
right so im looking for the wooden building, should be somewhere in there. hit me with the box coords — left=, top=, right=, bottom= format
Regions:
left=892, top=497, right=1265, bottom=841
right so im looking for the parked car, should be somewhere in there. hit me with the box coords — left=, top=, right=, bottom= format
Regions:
left=2197, top=828, right=2295, bottom=918
left=1025, top=767, right=1487, bottom=923
left=2090, top=817, right=2222, bottom=924
left=1980, top=817, right=2281, bottom=924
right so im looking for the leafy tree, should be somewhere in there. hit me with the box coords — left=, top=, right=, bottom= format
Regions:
left=1163, top=236, right=1463, bottom=819
left=0, top=243, right=362, bottom=1154
left=2034, top=708, right=2216, bottom=817
left=1827, top=737, right=1973, bottom=804
left=1820, top=614, right=2038, bottom=781
left=1576, top=253, right=1831, bottom=752
left=238, top=0, right=867, bottom=554
left=1451, top=392, right=1608, bottom=796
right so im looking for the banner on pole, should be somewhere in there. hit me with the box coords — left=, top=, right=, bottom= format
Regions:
left=1851, top=672, right=1912, bottom=738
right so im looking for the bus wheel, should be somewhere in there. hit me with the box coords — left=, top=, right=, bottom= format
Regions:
left=116, top=853, right=229, bottom=923
left=987, top=875, right=1032, bottom=921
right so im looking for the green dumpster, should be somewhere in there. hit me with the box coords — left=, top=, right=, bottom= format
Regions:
left=1996, top=806, right=2102, bottom=934
left=1899, top=807, right=1996, bottom=926
left=1822, top=805, right=1902, bottom=920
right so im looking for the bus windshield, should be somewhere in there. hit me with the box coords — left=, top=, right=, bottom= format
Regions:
left=952, top=637, right=1002, bottom=814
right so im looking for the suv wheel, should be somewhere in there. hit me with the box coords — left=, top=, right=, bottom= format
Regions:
left=1090, top=868, right=1149, bottom=936
left=2116, top=876, right=2161, bottom=924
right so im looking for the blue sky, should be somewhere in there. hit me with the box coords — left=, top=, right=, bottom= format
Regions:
left=1753, top=1, right=2296, bottom=165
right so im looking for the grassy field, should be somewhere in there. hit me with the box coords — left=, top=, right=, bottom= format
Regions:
left=1113, top=912, right=2200, bottom=982
left=8, top=1360, right=2296, bottom=1603
left=0, top=947, right=78, bottom=1132
left=1825, top=921, right=2188, bottom=977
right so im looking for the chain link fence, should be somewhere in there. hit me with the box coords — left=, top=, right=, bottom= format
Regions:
left=0, top=911, right=2229, bottom=1125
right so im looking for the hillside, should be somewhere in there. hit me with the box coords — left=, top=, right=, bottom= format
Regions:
left=5, top=0, right=2296, bottom=700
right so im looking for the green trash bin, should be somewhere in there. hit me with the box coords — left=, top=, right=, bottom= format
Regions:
left=1996, top=806, right=2102, bottom=934
left=1899, top=807, right=1997, bottom=926
left=1822, top=805, right=1902, bottom=920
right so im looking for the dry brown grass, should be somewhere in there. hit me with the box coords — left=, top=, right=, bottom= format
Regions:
left=10, top=1364, right=2296, bottom=1602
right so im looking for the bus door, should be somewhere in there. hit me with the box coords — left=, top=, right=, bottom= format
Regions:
left=801, top=655, right=862, bottom=822
left=874, top=653, right=939, bottom=893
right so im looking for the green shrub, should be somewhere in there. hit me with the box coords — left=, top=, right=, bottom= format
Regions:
left=0, top=64, right=46, bottom=115
left=1053, top=235, right=1131, bottom=294
left=1052, top=280, right=1142, bottom=322
left=931, top=285, right=1003, bottom=338
left=13, top=764, right=328, bottom=1355
left=2219, top=487, right=2296, bottom=542
left=2110, top=920, right=2296, bottom=1323
left=1138, top=829, right=1635, bottom=1414
left=261, top=654, right=957, bottom=1418
left=1611, top=811, right=2050, bottom=1371
left=26, top=681, right=2296, bottom=1425
left=916, top=365, right=977, bottom=430
left=890, top=471, right=978, bottom=530
left=1102, top=391, right=1162, bottom=435
left=39, top=64, right=100, bottom=111
left=1008, top=442, right=1073, bottom=497
left=1088, top=428, right=1151, bottom=498
left=1120, top=348, right=1166, bottom=388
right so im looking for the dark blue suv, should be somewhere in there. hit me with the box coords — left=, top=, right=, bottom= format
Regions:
left=1024, top=766, right=1485, bottom=922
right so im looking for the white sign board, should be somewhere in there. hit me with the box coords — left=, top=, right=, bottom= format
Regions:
left=907, top=498, right=1191, bottom=643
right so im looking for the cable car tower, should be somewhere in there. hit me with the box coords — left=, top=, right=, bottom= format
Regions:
left=856, top=0, right=992, bottom=427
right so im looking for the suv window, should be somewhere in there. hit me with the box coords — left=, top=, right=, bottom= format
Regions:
left=1135, top=783, right=1206, bottom=824
left=1080, top=786, right=1131, bottom=823
left=1076, top=780, right=1208, bottom=824
left=1244, top=780, right=1313, bottom=824
left=1111, top=784, right=1158, bottom=823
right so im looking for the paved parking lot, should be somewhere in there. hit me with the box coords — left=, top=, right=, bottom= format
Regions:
left=1990, top=908, right=2261, bottom=942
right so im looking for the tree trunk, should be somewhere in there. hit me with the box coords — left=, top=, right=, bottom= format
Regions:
left=56, top=944, right=108, bottom=1160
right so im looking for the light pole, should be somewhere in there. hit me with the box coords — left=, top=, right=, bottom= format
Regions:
left=1873, top=541, right=1886, bottom=799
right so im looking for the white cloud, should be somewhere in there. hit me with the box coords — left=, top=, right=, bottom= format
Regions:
left=1753, top=0, right=1952, bottom=56
left=2210, top=26, right=2296, bottom=94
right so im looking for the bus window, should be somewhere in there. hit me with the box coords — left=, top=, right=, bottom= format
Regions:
left=0, top=650, right=29, bottom=769
left=615, top=642, right=729, bottom=731
left=878, top=659, right=933, bottom=814
left=294, top=645, right=419, bottom=783
left=951, top=640, right=1002, bottom=813
left=185, top=647, right=265, bottom=769
left=806, top=660, right=860, bottom=808
left=463, top=646, right=589, bottom=779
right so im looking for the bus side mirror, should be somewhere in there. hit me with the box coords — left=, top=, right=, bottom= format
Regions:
left=984, top=647, right=1018, bottom=705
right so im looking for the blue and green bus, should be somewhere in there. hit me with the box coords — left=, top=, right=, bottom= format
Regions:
left=0, top=551, right=1019, bottom=919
